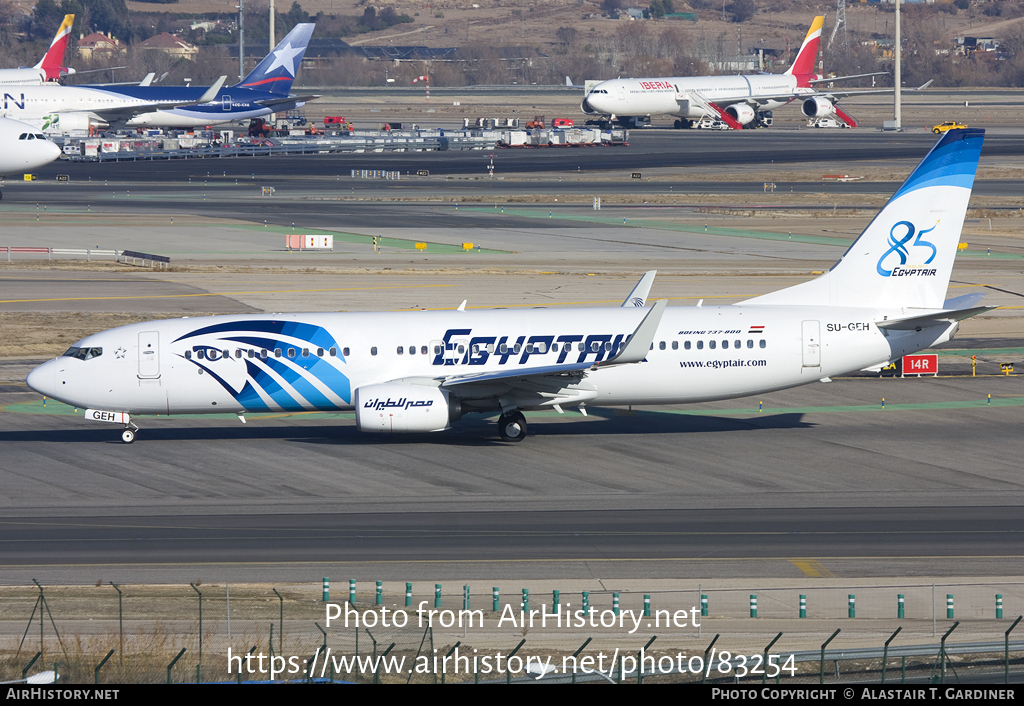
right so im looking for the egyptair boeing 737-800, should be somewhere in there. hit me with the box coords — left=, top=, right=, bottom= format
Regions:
left=581, top=16, right=923, bottom=129
left=27, top=129, right=990, bottom=443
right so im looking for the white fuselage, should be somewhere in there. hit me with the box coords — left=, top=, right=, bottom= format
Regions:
left=27, top=304, right=947, bottom=417
left=0, top=68, right=49, bottom=86
left=583, top=75, right=812, bottom=119
left=0, top=117, right=61, bottom=174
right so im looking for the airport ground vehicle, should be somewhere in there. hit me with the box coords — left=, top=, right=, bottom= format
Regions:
left=933, top=121, right=967, bottom=134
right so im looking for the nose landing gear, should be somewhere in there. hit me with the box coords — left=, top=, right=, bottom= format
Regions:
left=497, top=411, right=527, bottom=442
left=121, top=421, right=139, bottom=444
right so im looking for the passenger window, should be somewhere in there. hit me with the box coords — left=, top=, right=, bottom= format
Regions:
left=420, top=346, right=428, bottom=355
left=197, top=349, right=206, bottom=360
left=747, top=340, right=753, bottom=349
left=287, top=348, right=295, bottom=358
left=672, top=341, right=678, bottom=350
left=604, top=341, right=611, bottom=351
left=579, top=342, right=585, bottom=351
left=302, top=348, right=309, bottom=358
left=696, top=341, right=703, bottom=350
left=722, top=340, right=729, bottom=349
left=526, top=343, right=534, bottom=354
left=329, top=347, right=336, bottom=356
left=409, top=345, right=416, bottom=355
left=735, top=340, right=741, bottom=349
left=343, top=347, right=350, bottom=357
left=684, top=341, right=691, bottom=350
left=275, top=348, right=282, bottom=357
left=371, top=347, right=377, bottom=356
left=499, top=343, right=508, bottom=354
left=235, top=349, right=243, bottom=359
left=551, top=343, right=559, bottom=352
left=223, top=349, right=231, bottom=359
left=538, top=342, right=547, bottom=353
left=709, top=340, right=716, bottom=349
left=457, top=344, right=466, bottom=354
left=434, top=345, right=442, bottom=355
left=658, top=341, right=666, bottom=350
left=397, top=346, right=404, bottom=355
left=759, top=339, right=766, bottom=349
left=513, top=343, right=521, bottom=354
left=261, top=349, right=268, bottom=359
left=317, top=347, right=324, bottom=357
left=184, top=350, right=192, bottom=360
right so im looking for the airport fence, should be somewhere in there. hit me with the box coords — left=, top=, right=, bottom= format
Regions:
left=1, top=581, right=1022, bottom=684
left=1, top=247, right=169, bottom=268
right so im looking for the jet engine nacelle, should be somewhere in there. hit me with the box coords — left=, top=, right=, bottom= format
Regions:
left=41, top=111, right=93, bottom=134
left=725, top=103, right=756, bottom=125
left=354, top=381, right=460, bottom=433
left=802, top=96, right=834, bottom=119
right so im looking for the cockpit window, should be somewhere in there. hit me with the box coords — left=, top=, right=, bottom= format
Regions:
left=35, top=134, right=47, bottom=140
left=18, top=133, right=28, bottom=140
left=62, top=346, right=103, bottom=360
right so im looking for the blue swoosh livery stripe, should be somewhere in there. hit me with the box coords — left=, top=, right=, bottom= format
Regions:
left=892, top=128, right=984, bottom=200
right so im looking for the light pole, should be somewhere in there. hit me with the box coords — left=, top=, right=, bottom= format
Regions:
left=894, top=0, right=901, bottom=128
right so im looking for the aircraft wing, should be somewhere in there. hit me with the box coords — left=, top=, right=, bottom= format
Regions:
left=89, top=76, right=227, bottom=120
left=807, top=72, right=888, bottom=84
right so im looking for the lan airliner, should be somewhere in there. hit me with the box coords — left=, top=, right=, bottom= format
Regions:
left=0, top=23, right=316, bottom=132
left=27, top=129, right=990, bottom=443
left=581, top=16, right=924, bottom=129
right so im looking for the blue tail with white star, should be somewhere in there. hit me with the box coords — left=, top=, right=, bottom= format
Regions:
left=235, top=23, right=315, bottom=95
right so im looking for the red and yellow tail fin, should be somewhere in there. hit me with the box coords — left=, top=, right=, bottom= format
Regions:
left=34, top=14, right=74, bottom=80
left=784, top=16, right=824, bottom=77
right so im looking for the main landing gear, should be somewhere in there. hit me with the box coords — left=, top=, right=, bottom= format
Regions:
left=121, top=421, right=139, bottom=444
left=497, top=411, right=527, bottom=442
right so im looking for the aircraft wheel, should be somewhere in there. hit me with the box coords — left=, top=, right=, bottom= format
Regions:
left=121, top=429, right=135, bottom=444
left=673, top=119, right=682, bottom=129
left=497, top=412, right=527, bottom=442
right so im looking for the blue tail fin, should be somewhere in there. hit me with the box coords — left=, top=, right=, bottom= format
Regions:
left=235, top=23, right=315, bottom=94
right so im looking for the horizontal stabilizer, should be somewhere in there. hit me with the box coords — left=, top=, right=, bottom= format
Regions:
left=942, top=292, right=986, bottom=310
left=876, top=306, right=993, bottom=331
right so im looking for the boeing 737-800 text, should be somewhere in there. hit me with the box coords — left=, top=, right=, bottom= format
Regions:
left=27, top=130, right=990, bottom=443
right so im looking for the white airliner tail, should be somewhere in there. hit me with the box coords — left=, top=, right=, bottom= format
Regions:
left=743, top=128, right=984, bottom=310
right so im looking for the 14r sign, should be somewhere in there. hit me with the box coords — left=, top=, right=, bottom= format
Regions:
left=902, top=354, right=938, bottom=376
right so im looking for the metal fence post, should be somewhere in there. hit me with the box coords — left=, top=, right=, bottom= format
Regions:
left=21, top=652, right=41, bottom=682
left=820, top=629, right=840, bottom=684
left=1005, top=616, right=1021, bottom=684
left=109, top=583, right=123, bottom=659
left=881, top=626, right=901, bottom=684
left=273, top=588, right=283, bottom=652
left=939, top=621, right=959, bottom=684
left=700, top=634, right=719, bottom=685
left=761, top=632, right=782, bottom=685
left=506, top=639, right=525, bottom=685
left=189, top=583, right=202, bottom=667
left=166, top=647, right=186, bottom=684
left=93, top=649, right=114, bottom=684
left=638, top=635, right=656, bottom=684
left=570, top=638, right=592, bottom=685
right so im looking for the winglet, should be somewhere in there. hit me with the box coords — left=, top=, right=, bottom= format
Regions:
left=197, top=75, right=227, bottom=104
left=917, top=79, right=934, bottom=91
left=621, top=270, right=657, bottom=308
left=598, top=299, right=667, bottom=367
left=457, top=300, right=467, bottom=312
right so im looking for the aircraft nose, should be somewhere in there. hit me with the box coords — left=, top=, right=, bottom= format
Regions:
left=26, top=359, right=56, bottom=398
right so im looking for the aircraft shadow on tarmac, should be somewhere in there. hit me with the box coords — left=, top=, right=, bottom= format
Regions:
left=0, top=410, right=811, bottom=446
